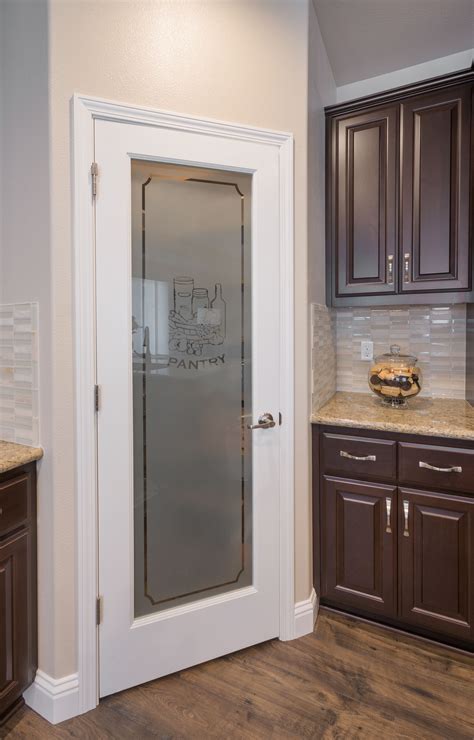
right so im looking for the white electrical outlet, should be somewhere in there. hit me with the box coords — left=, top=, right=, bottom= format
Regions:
left=361, top=340, right=374, bottom=361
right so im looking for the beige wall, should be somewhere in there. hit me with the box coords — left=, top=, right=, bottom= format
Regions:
left=47, top=0, right=314, bottom=678
left=308, top=0, right=336, bottom=305
left=0, top=0, right=333, bottom=677
left=0, top=0, right=58, bottom=676
left=307, top=0, right=336, bottom=611
left=1, top=0, right=335, bottom=680
left=3, top=0, right=464, bottom=686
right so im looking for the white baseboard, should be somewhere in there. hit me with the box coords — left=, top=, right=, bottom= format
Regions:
left=293, top=587, right=319, bottom=639
left=23, top=670, right=80, bottom=724
left=23, top=592, right=318, bottom=724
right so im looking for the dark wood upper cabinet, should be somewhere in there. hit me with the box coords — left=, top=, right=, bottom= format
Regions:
left=332, top=106, right=398, bottom=298
left=399, top=487, right=473, bottom=644
left=321, top=476, right=397, bottom=617
left=326, top=68, right=474, bottom=306
left=400, top=86, right=471, bottom=293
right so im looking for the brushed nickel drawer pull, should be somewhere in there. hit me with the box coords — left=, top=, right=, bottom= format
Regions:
left=419, top=461, right=462, bottom=474
left=385, top=497, right=392, bottom=533
left=403, top=500, right=410, bottom=537
left=340, top=451, right=376, bottom=462
left=387, top=254, right=394, bottom=285
left=404, top=252, right=411, bottom=283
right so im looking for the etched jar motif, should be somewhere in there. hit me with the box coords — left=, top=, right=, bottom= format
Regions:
left=192, top=288, right=210, bottom=316
left=173, top=277, right=194, bottom=320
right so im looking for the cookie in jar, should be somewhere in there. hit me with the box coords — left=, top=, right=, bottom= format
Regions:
left=368, top=345, right=422, bottom=407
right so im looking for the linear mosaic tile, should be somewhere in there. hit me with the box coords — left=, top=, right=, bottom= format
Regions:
left=312, top=303, right=467, bottom=404
left=0, top=303, right=39, bottom=446
left=311, top=304, right=336, bottom=410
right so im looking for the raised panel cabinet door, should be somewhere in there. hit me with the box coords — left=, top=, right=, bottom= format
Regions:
left=331, top=105, right=398, bottom=297
left=400, top=84, right=472, bottom=293
left=321, top=476, right=397, bottom=617
left=399, top=488, right=474, bottom=644
left=0, top=530, right=29, bottom=717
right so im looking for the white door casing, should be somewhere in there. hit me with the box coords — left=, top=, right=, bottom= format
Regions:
left=72, top=95, right=294, bottom=714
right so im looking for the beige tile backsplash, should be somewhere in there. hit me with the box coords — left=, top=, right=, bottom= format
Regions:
left=312, top=303, right=467, bottom=407
left=312, top=304, right=337, bottom=410
left=0, top=303, right=39, bottom=446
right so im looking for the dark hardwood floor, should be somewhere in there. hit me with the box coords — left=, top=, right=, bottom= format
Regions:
left=3, top=610, right=473, bottom=739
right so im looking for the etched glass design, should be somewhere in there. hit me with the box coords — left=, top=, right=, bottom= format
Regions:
left=131, top=160, right=252, bottom=616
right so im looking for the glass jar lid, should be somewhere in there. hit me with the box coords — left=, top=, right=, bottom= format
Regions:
left=374, top=344, right=417, bottom=367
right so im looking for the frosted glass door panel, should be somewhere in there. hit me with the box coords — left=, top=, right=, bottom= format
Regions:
left=131, top=161, right=252, bottom=617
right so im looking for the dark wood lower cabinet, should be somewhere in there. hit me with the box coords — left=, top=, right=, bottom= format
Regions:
left=0, top=531, right=30, bottom=716
left=314, top=424, right=474, bottom=651
left=321, top=477, right=397, bottom=617
left=0, top=464, right=37, bottom=724
left=399, top=488, right=473, bottom=643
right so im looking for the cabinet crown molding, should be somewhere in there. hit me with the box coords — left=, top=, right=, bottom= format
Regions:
left=325, top=66, right=474, bottom=118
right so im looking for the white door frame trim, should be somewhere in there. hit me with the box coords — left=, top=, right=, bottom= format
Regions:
left=72, top=94, right=295, bottom=716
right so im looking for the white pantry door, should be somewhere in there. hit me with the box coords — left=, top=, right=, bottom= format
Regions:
left=95, top=116, right=283, bottom=697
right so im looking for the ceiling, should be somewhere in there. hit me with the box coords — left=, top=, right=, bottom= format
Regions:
left=313, top=0, right=474, bottom=86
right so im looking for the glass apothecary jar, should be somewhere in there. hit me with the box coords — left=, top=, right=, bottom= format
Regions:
left=368, top=345, right=422, bottom=407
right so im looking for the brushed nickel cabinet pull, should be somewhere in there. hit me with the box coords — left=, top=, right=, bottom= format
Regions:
left=403, top=500, right=410, bottom=537
left=387, top=254, right=394, bottom=285
left=340, top=451, right=376, bottom=462
left=403, top=253, right=411, bottom=283
left=385, top=497, right=392, bottom=533
left=419, top=461, right=462, bottom=474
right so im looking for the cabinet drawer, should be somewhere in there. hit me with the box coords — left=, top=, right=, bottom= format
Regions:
left=321, top=433, right=397, bottom=481
left=399, top=443, right=474, bottom=494
left=0, top=475, right=29, bottom=537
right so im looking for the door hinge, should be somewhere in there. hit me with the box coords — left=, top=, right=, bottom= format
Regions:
left=94, top=384, right=100, bottom=412
left=279, top=412, right=283, bottom=426
left=91, top=162, right=99, bottom=198
left=96, top=596, right=103, bottom=626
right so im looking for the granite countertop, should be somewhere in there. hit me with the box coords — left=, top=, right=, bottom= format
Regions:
left=0, top=440, right=43, bottom=474
left=311, top=391, right=474, bottom=442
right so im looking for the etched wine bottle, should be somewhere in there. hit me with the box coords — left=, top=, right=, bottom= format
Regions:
left=211, top=282, right=226, bottom=341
